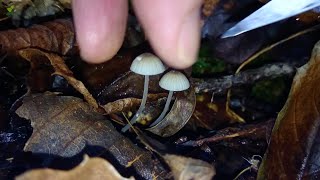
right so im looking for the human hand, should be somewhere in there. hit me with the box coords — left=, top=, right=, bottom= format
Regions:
left=72, top=0, right=202, bottom=69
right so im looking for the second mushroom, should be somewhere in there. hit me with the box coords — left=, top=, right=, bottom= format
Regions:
left=121, top=53, right=166, bottom=132
left=149, top=70, right=190, bottom=127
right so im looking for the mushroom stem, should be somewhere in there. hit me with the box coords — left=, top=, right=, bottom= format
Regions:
left=121, top=75, right=149, bottom=132
left=149, top=90, right=174, bottom=127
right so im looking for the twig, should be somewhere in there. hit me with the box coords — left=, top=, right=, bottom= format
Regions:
left=181, top=119, right=274, bottom=147
left=193, top=63, right=295, bottom=94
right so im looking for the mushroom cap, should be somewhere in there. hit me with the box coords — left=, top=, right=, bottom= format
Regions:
left=159, top=70, right=190, bottom=91
left=130, top=53, right=166, bottom=76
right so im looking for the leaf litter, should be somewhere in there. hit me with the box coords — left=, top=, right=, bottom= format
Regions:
left=0, top=1, right=320, bottom=179
left=15, top=92, right=169, bottom=179
left=16, top=155, right=134, bottom=180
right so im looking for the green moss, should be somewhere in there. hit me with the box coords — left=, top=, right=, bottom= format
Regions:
left=251, top=77, right=286, bottom=104
left=192, top=45, right=226, bottom=77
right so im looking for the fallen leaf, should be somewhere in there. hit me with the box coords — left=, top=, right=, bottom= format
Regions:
left=77, top=52, right=134, bottom=93
left=58, top=0, right=71, bottom=8
left=6, top=0, right=71, bottom=26
left=257, top=40, right=320, bottom=179
left=163, top=154, right=216, bottom=180
left=146, top=88, right=196, bottom=137
left=296, top=10, right=320, bottom=24
left=15, top=92, right=169, bottom=179
left=97, top=71, right=165, bottom=104
left=0, top=19, right=76, bottom=55
left=189, top=94, right=240, bottom=130
left=212, top=30, right=268, bottom=64
left=135, top=129, right=216, bottom=180
left=103, top=98, right=142, bottom=115
left=16, top=155, right=134, bottom=180
left=18, top=48, right=99, bottom=110
left=102, top=93, right=167, bottom=115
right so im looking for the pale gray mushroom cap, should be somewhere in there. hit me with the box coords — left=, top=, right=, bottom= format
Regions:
left=159, top=70, right=190, bottom=91
left=130, top=53, right=166, bottom=75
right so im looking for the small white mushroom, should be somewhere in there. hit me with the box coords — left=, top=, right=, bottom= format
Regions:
left=149, top=70, right=190, bottom=127
left=121, top=53, right=166, bottom=132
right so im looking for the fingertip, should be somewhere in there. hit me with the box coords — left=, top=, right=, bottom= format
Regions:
left=132, top=0, right=202, bottom=69
left=78, top=33, right=121, bottom=64
left=72, top=0, right=128, bottom=63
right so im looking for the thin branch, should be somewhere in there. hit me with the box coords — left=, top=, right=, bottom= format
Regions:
left=193, top=63, right=295, bottom=94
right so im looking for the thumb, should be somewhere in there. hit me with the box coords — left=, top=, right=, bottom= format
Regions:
left=132, top=0, right=202, bottom=69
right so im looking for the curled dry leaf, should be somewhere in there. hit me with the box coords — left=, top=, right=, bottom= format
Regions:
left=102, top=93, right=167, bottom=115
left=58, top=0, right=71, bottom=8
left=7, top=0, right=66, bottom=24
left=15, top=92, right=168, bottom=179
left=147, top=88, right=196, bottom=137
left=188, top=92, right=246, bottom=130
left=16, top=155, right=134, bottom=180
left=0, top=19, right=75, bottom=55
left=78, top=52, right=134, bottom=92
left=296, top=10, right=320, bottom=24
left=103, top=98, right=142, bottom=115
left=18, top=48, right=99, bottom=109
left=135, top=129, right=216, bottom=180
left=98, top=71, right=165, bottom=104
left=163, top=154, right=215, bottom=180
left=257, top=40, right=320, bottom=179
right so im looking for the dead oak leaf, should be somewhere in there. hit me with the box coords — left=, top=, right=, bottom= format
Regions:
left=163, top=154, right=216, bottom=180
left=135, top=129, right=216, bottom=180
left=0, top=18, right=75, bottom=55
left=16, top=155, right=134, bottom=180
left=15, top=92, right=169, bottom=179
left=146, top=88, right=196, bottom=137
left=18, top=48, right=99, bottom=110
left=257, top=40, right=320, bottom=179
left=102, top=93, right=167, bottom=115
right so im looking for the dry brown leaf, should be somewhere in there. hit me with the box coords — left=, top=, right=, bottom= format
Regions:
left=15, top=92, right=169, bottom=179
left=257, top=40, right=320, bottom=179
left=103, top=98, right=142, bottom=115
left=0, top=19, right=75, bottom=55
left=146, top=88, right=196, bottom=137
left=16, top=155, right=134, bottom=180
left=297, top=11, right=320, bottom=24
left=102, top=93, right=167, bottom=115
left=98, top=71, right=165, bottom=104
left=58, top=0, right=71, bottom=8
left=163, top=154, right=216, bottom=180
left=78, top=52, right=134, bottom=92
left=18, top=48, right=99, bottom=109
left=135, top=130, right=216, bottom=180
left=202, top=0, right=220, bottom=17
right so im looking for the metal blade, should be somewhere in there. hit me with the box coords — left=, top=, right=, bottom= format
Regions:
left=221, top=0, right=320, bottom=38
